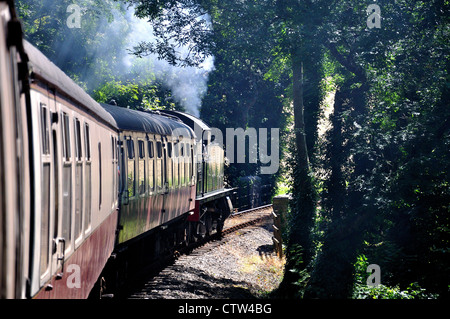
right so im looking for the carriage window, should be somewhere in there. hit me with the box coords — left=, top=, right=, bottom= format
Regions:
left=167, top=156, right=173, bottom=188
left=155, top=140, right=163, bottom=188
left=84, top=123, right=91, bottom=231
left=187, top=143, right=191, bottom=183
left=74, top=161, right=83, bottom=240
left=190, top=147, right=194, bottom=183
left=61, top=113, right=71, bottom=161
left=112, top=137, right=117, bottom=204
left=74, top=118, right=83, bottom=240
left=172, top=143, right=178, bottom=187
left=61, top=112, right=72, bottom=248
left=148, top=158, right=154, bottom=191
left=111, top=137, right=115, bottom=160
left=148, top=141, right=154, bottom=191
left=40, top=104, right=50, bottom=155
left=127, top=139, right=135, bottom=159
left=156, top=158, right=162, bottom=188
left=98, top=143, right=102, bottom=209
left=127, top=139, right=135, bottom=197
left=148, top=141, right=154, bottom=158
left=138, top=140, right=145, bottom=158
left=184, top=144, right=189, bottom=185
left=156, top=141, right=162, bottom=158
left=40, top=163, right=51, bottom=277
left=39, top=103, right=51, bottom=278
left=138, top=140, right=146, bottom=195
left=167, top=142, right=172, bottom=158
left=174, top=143, right=179, bottom=157
left=84, top=123, right=91, bottom=160
left=74, top=119, right=82, bottom=161
left=62, top=164, right=72, bottom=247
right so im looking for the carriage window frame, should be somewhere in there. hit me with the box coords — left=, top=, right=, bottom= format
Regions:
left=138, top=139, right=146, bottom=195
left=180, top=143, right=185, bottom=186
left=148, top=141, right=154, bottom=159
left=147, top=140, right=155, bottom=192
left=40, top=103, right=50, bottom=155
left=84, top=123, right=92, bottom=233
left=60, top=112, right=72, bottom=252
left=156, top=141, right=162, bottom=158
left=74, top=117, right=83, bottom=244
left=74, top=118, right=82, bottom=162
left=98, top=142, right=102, bottom=210
left=167, top=142, right=172, bottom=158
left=127, top=139, right=135, bottom=159
left=126, top=139, right=136, bottom=197
left=61, top=112, right=71, bottom=162
left=84, top=123, right=91, bottom=161
left=39, top=103, right=51, bottom=282
left=111, top=136, right=118, bottom=206
left=155, top=140, right=163, bottom=189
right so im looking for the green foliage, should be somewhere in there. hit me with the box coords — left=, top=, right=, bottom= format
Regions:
left=352, top=255, right=438, bottom=299
left=92, top=80, right=177, bottom=110
left=17, top=0, right=129, bottom=90
left=124, top=0, right=214, bottom=67
left=200, top=0, right=291, bottom=190
left=353, top=282, right=438, bottom=300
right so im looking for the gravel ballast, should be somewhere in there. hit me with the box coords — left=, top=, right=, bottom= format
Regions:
left=128, top=220, right=285, bottom=299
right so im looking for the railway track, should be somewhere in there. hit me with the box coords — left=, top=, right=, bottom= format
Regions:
left=178, top=204, right=274, bottom=255
left=223, top=204, right=274, bottom=235
left=118, top=204, right=274, bottom=299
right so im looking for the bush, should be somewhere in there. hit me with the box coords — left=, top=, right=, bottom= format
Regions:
left=352, top=255, right=438, bottom=299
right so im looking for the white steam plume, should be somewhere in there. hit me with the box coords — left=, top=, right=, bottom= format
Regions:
left=120, top=8, right=214, bottom=117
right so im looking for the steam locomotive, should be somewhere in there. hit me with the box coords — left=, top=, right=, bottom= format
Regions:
left=0, top=0, right=233, bottom=299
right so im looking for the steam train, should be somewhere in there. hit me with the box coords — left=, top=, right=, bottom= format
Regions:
left=0, top=0, right=233, bottom=299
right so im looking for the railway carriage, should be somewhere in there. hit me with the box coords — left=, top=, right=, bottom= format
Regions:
left=92, top=106, right=235, bottom=296
left=0, top=0, right=30, bottom=299
left=1, top=0, right=120, bottom=298
left=1, top=0, right=235, bottom=299
left=25, top=41, right=119, bottom=299
left=159, top=110, right=234, bottom=238
left=101, top=104, right=197, bottom=247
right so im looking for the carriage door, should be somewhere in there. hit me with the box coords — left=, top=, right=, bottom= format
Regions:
left=37, top=98, right=53, bottom=288
left=36, top=90, right=65, bottom=292
left=50, top=108, right=71, bottom=281
left=162, top=137, right=168, bottom=222
left=154, top=138, right=164, bottom=223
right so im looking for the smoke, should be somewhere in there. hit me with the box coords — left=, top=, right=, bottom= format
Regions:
left=115, top=6, right=215, bottom=117
left=20, top=0, right=214, bottom=117
left=106, top=8, right=214, bottom=117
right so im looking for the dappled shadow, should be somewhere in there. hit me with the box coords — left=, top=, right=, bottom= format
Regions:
left=126, top=264, right=257, bottom=299
left=256, top=244, right=275, bottom=260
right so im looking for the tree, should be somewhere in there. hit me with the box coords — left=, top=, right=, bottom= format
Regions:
left=305, top=0, right=449, bottom=298
left=17, top=0, right=129, bottom=90
left=124, top=0, right=214, bottom=67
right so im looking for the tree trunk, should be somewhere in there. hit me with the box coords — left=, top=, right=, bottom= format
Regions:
left=304, top=77, right=370, bottom=299
left=278, top=49, right=317, bottom=297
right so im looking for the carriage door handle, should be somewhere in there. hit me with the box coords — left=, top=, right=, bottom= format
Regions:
left=164, top=182, right=169, bottom=194
left=55, top=237, right=66, bottom=279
